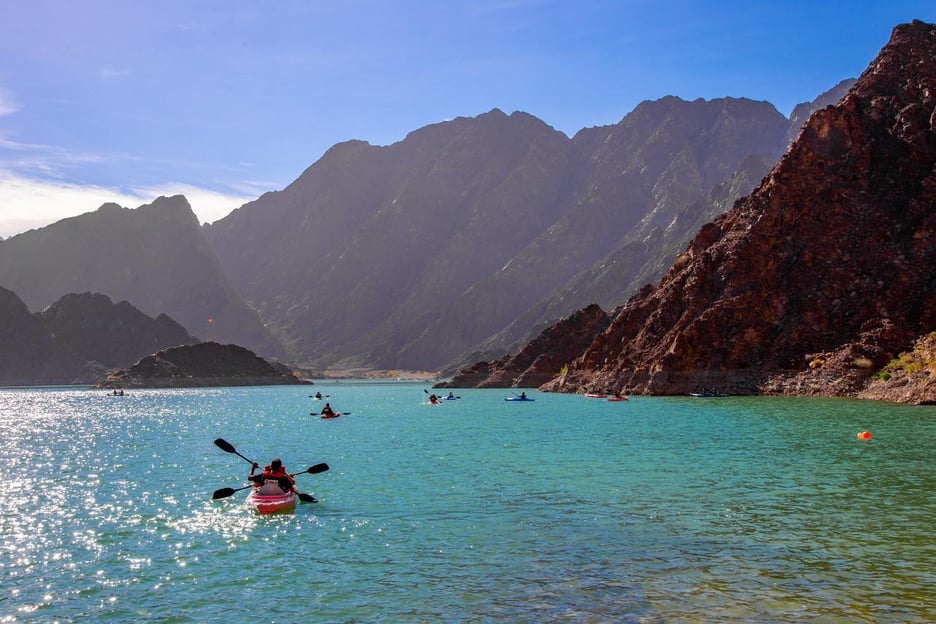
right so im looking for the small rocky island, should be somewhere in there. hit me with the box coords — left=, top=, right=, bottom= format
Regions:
left=96, top=342, right=309, bottom=389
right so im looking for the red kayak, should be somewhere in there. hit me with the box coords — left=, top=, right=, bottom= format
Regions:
left=245, top=486, right=298, bottom=514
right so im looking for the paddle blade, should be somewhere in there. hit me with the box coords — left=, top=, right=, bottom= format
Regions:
left=212, top=487, right=237, bottom=500
left=213, top=438, right=236, bottom=454
left=298, top=493, right=318, bottom=503
left=308, top=462, right=329, bottom=474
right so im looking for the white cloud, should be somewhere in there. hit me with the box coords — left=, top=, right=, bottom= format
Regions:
left=99, top=67, right=131, bottom=80
left=0, top=88, right=20, bottom=116
left=0, top=173, right=254, bottom=239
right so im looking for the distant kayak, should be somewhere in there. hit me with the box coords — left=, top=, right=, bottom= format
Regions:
left=505, top=397, right=534, bottom=402
left=607, top=396, right=628, bottom=402
left=584, top=393, right=607, bottom=399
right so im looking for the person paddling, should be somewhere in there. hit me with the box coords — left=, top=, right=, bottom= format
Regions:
left=320, top=402, right=336, bottom=417
left=249, top=457, right=296, bottom=495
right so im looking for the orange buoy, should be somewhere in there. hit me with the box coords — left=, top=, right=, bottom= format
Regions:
left=857, top=430, right=872, bottom=440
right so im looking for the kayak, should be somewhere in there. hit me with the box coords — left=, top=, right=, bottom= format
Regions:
left=245, top=487, right=298, bottom=514
left=320, top=412, right=341, bottom=419
left=504, top=397, right=534, bottom=401
left=584, top=393, right=607, bottom=398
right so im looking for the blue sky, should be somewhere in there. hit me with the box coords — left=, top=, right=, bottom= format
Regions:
left=1, top=1, right=933, bottom=238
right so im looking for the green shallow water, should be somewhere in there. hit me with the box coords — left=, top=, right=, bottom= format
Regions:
left=1, top=383, right=934, bottom=623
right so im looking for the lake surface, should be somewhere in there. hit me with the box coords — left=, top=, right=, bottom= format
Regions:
left=1, top=383, right=934, bottom=623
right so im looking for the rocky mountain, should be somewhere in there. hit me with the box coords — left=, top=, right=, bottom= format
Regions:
left=0, top=45, right=867, bottom=382
left=437, top=304, right=610, bottom=388
left=206, top=97, right=792, bottom=372
left=97, top=342, right=308, bottom=389
left=0, top=286, right=97, bottom=385
left=537, top=20, right=936, bottom=402
left=37, top=292, right=197, bottom=368
left=450, top=80, right=862, bottom=373
left=0, top=287, right=196, bottom=385
left=0, top=196, right=284, bottom=360
left=787, top=79, right=857, bottom=145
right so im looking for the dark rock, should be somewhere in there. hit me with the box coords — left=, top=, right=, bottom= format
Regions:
left=37, top=292, right=197, bottom=368
left=0, top=285, right=105, bottom=385
left=97, top=341, right=309, bottom=388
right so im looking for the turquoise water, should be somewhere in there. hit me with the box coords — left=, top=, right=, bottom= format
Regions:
left=1, top=383, right=935, bottom=623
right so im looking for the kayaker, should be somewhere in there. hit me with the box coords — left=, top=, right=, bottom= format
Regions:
left=320, top=402, right=336, bottom=417
left=249, top=457, right=296, bottom=494
left=428, top=393, right=439, bottom=404
left=314, top=391, right=323, bottom=399
left=519, top=392, right=527, bottom=399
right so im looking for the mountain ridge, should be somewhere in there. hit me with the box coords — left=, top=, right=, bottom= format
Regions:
left=535, top=20, right=936, bottom=403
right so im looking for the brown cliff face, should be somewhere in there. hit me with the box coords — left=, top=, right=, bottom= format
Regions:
left=543, top=20, right=936, bottom=398
left=439, top=304, right=610, bottom=388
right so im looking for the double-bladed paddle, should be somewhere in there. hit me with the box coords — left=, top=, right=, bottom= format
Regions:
left=212, top=437, right=330, bottom=503
left=211, top=464, right=329, bottom=501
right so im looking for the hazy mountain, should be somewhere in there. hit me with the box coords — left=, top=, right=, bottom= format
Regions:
left=0, top=196, right=284, bottom=359
left=0, top=288, right=196, bottom=385
left=537, top=20, right=936, bottom=402
left=1, top=55, right=867, bottom=379
left=0, top=286, right=95, bottom=385
left=37, top=292, right=197, bottom=368
left=206, top=98, right=791, bottom=371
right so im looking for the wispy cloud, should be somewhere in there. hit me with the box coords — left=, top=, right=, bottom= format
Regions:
left=0, top=173, right=253, bottom=239
left=99, top=67, right=131, bottom=80
left=0, top=88, right=19, bottom=116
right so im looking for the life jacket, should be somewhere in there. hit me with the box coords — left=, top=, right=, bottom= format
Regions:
left=254, top=466, right=291, bottom=492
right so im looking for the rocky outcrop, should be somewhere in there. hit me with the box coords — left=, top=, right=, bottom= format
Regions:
left=97, top=342, right=309, bottom=388
left=542, top=20, right=936, bottom=400
left=857, top=333, right=936, bottom=405
left=439, top=304, right=610, bottom=388
left=787, top=78, right=857, bottom=146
